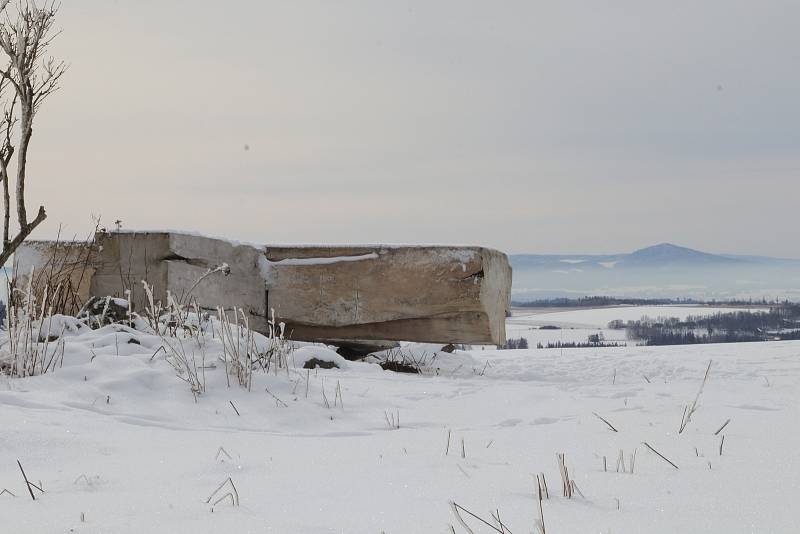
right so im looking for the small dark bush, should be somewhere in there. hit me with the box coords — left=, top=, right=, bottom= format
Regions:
left=379, top=360, right=420, bottom=373
left=502, top=337, right=529, bottom=350
left=303, top=358, right=339, bottom=370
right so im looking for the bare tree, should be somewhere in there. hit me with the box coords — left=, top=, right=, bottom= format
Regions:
left=0, top=0, right=66, bottom=266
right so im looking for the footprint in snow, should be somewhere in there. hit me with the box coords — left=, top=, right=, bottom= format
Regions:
left=497, top=418, right=522, bottom=427
left=532, top=417, right=559, bottom=425
left=731, top=404, right=781, bottom=411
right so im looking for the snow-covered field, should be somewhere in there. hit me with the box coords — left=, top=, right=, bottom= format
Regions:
left=506, top=325, right=630, bottom=347
left=510, top=305, right=768, bottom=329
left=506, top=305, right=769, bottom=347
left=1, top=310, right=798, bottom=533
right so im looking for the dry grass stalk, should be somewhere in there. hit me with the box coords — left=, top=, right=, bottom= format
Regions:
left=535, top=478, right=547, bottom=534
left=556, top=452, right=575, bottom=498
left=265, top=387, right=288, bottom=408
left=449, top=501, right=476, bottom=534
left=141, top=282, right=204, bottom=399
left=714, top=418, right=731, bottom=435
left=610, top=448, right=637, bottom=474
left=490, top=509, right=513, bottom=533
left=384, top=409, right=399, bottom=430
left=534, top=473, right=552, bottom=533
left=448, top=501, right=508, bottom=534
left=215, top=447, right=232, bottom=462
left=592, top=412, right=618, bottom=432
left=206, top=477, right=240, bottom=511
left=334, top=380, right=343, bottom=409
left=570, top=479, right=585, bottom=498
left=642, top=441, right=679, bottom=469
left=16, top=460, right=42, bottom=501
left=321, top=379, right=331, bottom=409
left=9, top=227, right=97, bottom=317
left=73, top=474, right=91, bottom=485
left=536, top=473, right=549, bottom=499
left=1, top=272, right=67, bottom=377
left=678, top=360, right=713, bottom=434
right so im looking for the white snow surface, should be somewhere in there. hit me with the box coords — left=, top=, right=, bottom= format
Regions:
left=509, top=305, right=769, bottom=329
left=266, top=253, right=380, bottom=266
left=109, top=229, right=497, bottom=253
left=1, top=316, right=799, bottom=533
left=505, top=305, right=771, bottom=346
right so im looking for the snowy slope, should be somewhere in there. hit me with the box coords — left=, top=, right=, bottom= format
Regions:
left=1, top=319, right=799, bottom=533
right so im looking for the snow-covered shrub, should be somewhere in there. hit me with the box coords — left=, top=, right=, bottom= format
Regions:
left=1, top=267, right=325, bottom=402
left=0, top=274, right=69, bottom=377
left=139, top=279, right=297, bottom=396
left=9, top=236, right=97, bottom=317
left=217, top=307, right=295, bottom=389
left=368, top=345, right=429, bottom=373
left=77, top=295, right=133, bottom=329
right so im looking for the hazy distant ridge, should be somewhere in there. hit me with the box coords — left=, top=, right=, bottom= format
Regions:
left=511, top=243, right=799, bottom=269
left=510, top=243, right=800, bottom=301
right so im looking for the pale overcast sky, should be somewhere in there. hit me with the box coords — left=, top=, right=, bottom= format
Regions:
left=24, top=1, right=800, bottom=256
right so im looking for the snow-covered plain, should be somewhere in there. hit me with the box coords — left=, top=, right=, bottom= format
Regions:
left=509, top=305, right=769, bottom=330
left=506, top=305, right=769, bottom=347
left=1, top=312, right=799, bottom=533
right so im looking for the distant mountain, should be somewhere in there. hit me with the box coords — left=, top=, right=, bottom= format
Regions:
left=623, top=243, right=744, bottom=267
left=510, top=244, right=800, bottom=301
left=511, top=243, right=792, bottom=270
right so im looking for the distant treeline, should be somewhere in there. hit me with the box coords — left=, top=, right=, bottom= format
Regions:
left=620, top=304, right=800, bottom=346
left=502, top=337, right=529, bottom=350
left=513, top=296, right=794, bottom=308
left=502, top=333, right=626, bottom=350
left=536, top=340, right=626, bottom=349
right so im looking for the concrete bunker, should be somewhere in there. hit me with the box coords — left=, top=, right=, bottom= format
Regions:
left=14, top=231, right=512, bottom=346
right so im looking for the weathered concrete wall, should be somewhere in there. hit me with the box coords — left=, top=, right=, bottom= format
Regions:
left=262, top=245, right=511, bottom=344
left=15, top=232, right=512, bottom=345
left=89, top=232, right=268, bottom=330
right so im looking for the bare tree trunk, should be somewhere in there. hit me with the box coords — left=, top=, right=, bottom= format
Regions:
left=15, top=108, right=31, bottom=227
left=0, top=1, right=65, bottom=266
left=0, top=205, right=44, bottom=266
left=2, top=167, right=9, bottom=247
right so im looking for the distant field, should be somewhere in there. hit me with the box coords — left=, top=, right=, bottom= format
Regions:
left=506, top=305, right=770, bottom=347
